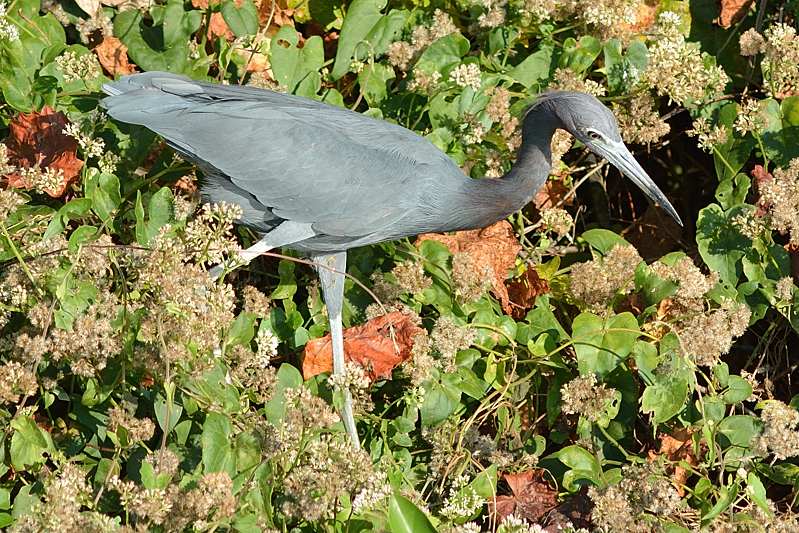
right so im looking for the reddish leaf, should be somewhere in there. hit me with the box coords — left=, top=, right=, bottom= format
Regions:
left=533, top=177, right=571, bottom=210
left=5, top=106, right=83, bottom=197
left=417, top=220, right=521, bottom=312
left=208, top=12, right=234, bottom=41
left=259, top=0, right=296, bottom=35
left=489, top=470, right=559, bottom=524
left=717, top=0, right=754, bottom=28
left=505, top=268, right=550, bottom=318
left=647, top=429, right=699, bottom=496
left=543, top=491, right=593, bottom=532
left=302, top=312, right=424, bottom=381
left=93, top=35, right=136, bottom=77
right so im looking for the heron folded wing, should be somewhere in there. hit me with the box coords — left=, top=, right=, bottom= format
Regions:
left=102, top=73, right=463, bottom=239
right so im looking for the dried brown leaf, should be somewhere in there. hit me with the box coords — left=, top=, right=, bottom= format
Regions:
left=302, top=312, right=424, bottom=381
left=259, top=0, right=296, bottom=35
left=543, top=491, right=593, bottom=532
left=533, top=177, right=571, bottom=210
left=647, top=429, right=699, bottom=496
left=208, top=12, right=234, bottom=41
left=489, top=470, right=559, bottom=524
left=717, top=0, right=754, bottom=28
left=417, top=220, right=521, bottom=311
left=505, top=268, right=550, bottom=318
left=5, top=106, right=83, bottom=197
left=94, top=36, right=136, bottom=77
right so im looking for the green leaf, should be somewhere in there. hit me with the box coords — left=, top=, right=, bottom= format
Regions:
left=560, top=36, right=601, bottom=74
left=114, top=5, right=204, bottom=75
left=331, top=0, right=387, bottom=80
left=221, top=0, right=259, bottom=37
left=715, top=173, right=750, bottom=209
left=581, top=229, right=630, bottom=254
left=702, top=483, right=739, bottom=525
left=552, top=445, right=603, bottom=491
left=226, top=312, right=258, bottom=348
left=696, top=203, right=748, bottom=286
left=270, top=26, right=324, bottom=96
left=468, top=464, right=498, bottom=498
left=201, top=412, right=236, bottom=475
left=420, top=381, right=461, bottom=426
left=10, top=416, right=54, bottom=470
left=135, top=188, right=174, bottom=246
left=572, top=312, right=639, bottom=377
left=714, top=103, right=754, bottom=181
left=507, top=44, right=554, bottom=88
left=264, top=364, right=303, bottom=423
left=388, top=493, right=437, bottom=533
left=722, top=375, right=753, bottom=404
left=358, top=62, right=395, bottom=106
left=86, top=172, right=121, bottom=223
left=154, top=397, right=183, bottom=434
left=415, top=33, right=470, bottom=75
left=641, top=378, right=689, bottom=424
left=746, top=472, right=771, bottom=514
left=270, top=260, right=297, bottom=300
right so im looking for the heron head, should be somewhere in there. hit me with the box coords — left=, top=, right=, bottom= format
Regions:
left=533, top=91, right=682, bottom=226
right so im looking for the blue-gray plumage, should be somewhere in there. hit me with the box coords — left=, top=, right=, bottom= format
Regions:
left=102, top=72, right=681, bottom=448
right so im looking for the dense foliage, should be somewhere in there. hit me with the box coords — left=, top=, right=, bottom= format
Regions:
left=1, top=0, right=799, bottom=531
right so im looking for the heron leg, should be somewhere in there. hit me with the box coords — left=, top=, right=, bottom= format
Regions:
left=208, top=221, right=316, bottom=279
left=313, top=251, right=361, bottom=449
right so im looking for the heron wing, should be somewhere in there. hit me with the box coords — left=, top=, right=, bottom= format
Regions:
left=102, top=72, right=462, bottom=237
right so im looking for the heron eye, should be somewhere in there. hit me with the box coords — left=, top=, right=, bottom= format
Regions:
left=587, top=130, right=602, bottom=140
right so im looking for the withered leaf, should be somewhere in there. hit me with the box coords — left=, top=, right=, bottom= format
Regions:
left=302, top=312, right=424, bottom=381
left=489, top=470, right=559, bottom=524
left=5, top=106, right=83, bottom=198
left=647, top=429, right=699, bottom=496
left=543, top=491, right=593, bottom=532
left=417, top=220, right=521, bottom=312
left=505, top=268, right=550, bottom=319
left=717, top=0, right=754, bottom=28
left=259, top=0, right=296, bottom=35
left=208, top=12, right=234, bottom=41
left=533, top=176, right=571, bottom=210
left=94, top=36, right=136, bottom=77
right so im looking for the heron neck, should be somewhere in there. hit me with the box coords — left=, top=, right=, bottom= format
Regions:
left=451, top=110, right=557, bottom=230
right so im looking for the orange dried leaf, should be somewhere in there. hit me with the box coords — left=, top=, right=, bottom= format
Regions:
left=717, top=0, right=754, bottom=28
left=488, top=469, right=559, bottom=524
left=417, top=220, right=521, bottom=312
left=94, top=36, right=136, bottom=77
left=302, top=312, right=424, bottom=381
left=5, top=106, right=83, bottom=197
left=259, top=0, right=296, bottom=35
left=505, top=268, right=550, bottom=318
left=533, top=177, right=571, bottom=210
left=208, top=12, right=234, bottom=41
left=647, top=429, right=699, bottom=496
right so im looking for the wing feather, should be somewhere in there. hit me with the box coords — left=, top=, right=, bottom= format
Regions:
left=102, top=73, right=462, bottom=237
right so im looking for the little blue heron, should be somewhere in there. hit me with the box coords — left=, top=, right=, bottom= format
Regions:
left=102, top=72, right=681, bottom=449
